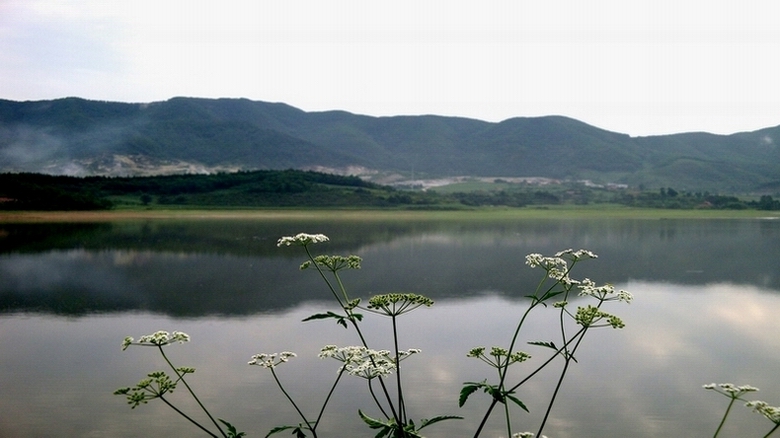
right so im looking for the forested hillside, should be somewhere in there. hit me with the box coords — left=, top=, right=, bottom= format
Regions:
left=1, top=97, right=779, bottom=192
left=2, top=170, right=778, bottom=211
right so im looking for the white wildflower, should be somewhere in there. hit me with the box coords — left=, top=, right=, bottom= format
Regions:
left=122, top=330, right=190, bottom=349
left=704, top=383, right=759, bottom=398
left=318, top=345, right=413, bottom=379
left=746, top=400, right=780, bottom=424
left=248, top=351, right=297, bottom=368
left=277, top=233, right=329, bottom=247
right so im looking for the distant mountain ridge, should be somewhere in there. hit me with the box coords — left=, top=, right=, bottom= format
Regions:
left=1, top=97, right=778, bottom=192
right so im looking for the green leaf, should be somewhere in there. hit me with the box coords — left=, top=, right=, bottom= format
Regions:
left=358, top=410, right=388, bottom=429
left=218, top=419, right=245, bottom=437
left=506, top=394, right=530, bottom=412
left=418, top=415, right=463, bottom=429
left=302, top=311, right=350, bottom=329
left=540, top=289, right=564, bottom=301
left=459, top=381, right=485, bottom=407
left=528, top=340, right=558, bottom=351
left=302, top=311, right=340, bottom=322
left=265, top=426, right=295, bottom=437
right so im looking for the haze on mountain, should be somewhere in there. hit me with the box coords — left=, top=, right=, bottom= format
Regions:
left=1, top=97, right=778, bottom=193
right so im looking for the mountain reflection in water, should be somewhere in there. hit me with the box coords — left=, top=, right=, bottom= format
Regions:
left=0, top=217, right=778, bottom=437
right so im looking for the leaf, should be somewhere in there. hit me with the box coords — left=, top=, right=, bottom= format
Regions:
left=302, top=311, right=350, bottom=329
left=540, top=289, right=564, bottom=301
left=358, top=410, right=388, bottom=429
left=506, top=394, right=530, bottom=412
left=302, top=311, right=340, bottom=322
left=418, top=415, right=463, bottom=430
left=358, top=410, right=397, bottom=438
left=266, top=426, right=295, bottom=437
left=528, top=340, right=558, bottom=351
left=219, top=419, right=246, bottom=437
left=459, top=381, right=485, bottom=407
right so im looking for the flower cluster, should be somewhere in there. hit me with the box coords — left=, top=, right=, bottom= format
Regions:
left=300, top=254, right=362, bottom=271
left=555, top=248, right=598, bottom=260
left=277, top=233, right=329, bottom=247
left=366, top=293, right=434, bottom=316
left=703, top=383, right=760, bottom=398
left=319, top=345, right=420, bottom=379
left=525, top=249, right=600, bottom=286
left=578, top=278, right=633, bottom=303
left=512, top=433, right=548, bottom=438
left=746, top=400, right=780, bottom=424
left=121, top=331, right=190, bottom=350
left=248, top=352, right=297, bottom=368
left=574, top=305, right=625, bottom=329
left=114, top=371, right=178, bottom=408
left=467, top=346, right=531, bottom=368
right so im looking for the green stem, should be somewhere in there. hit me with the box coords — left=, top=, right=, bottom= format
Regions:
left=350, top=318, right=402, bottom=428
left=472, top=327, right=586, bottom=438
left=473, top=296, right=543, bottom=438
left=270, top=367, right=316, bottom=438
left=391, top=314, right=407, bottom=425
left=158, top=395, right=220, bottom=438
left=763, top=423, right=780, bottom=438
left=159, top=346, right=227, bottom=438
left=500, top=366, right=511, bottom=438
left=304, top=246, right=346, bottom=307
left=368, top=379, right=391, bottom=420
left=314, top=368, right=346, bottom=429
left=536, top=327, right=588, bottom=437
left=713, top=397, right=737, bottom=437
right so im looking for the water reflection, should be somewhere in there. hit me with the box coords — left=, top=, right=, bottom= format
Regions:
left=1, top=282, right=778, bottom=437
left=1, top=218, right=779, bottom=437
left=1, top=218, right=779, bottom=315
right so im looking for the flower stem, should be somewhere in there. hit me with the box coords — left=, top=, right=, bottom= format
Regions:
left=270, top=367, right=316, bottom=438
left=314, top=368, right=346, bottom=429
left=392, top=314, right=407, bottom=425
left=763, top=423, right=780, bottom=438
left=158, top=395, right=220, bottom=438
left=713, top=397, right=737, bottom=437
left=159, top=346, right=227, bottom=438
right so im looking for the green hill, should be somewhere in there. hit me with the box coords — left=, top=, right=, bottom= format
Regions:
left=1, top=97, right=778, bottom=192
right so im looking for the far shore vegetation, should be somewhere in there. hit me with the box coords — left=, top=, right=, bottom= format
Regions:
left=1, top=169, right=779, bottom=215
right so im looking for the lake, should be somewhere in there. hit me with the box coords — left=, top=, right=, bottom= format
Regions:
left=1, top=215, right=779, bottom=437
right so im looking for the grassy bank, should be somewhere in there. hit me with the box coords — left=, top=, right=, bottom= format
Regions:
left=1, top=205, right=778, bottom=223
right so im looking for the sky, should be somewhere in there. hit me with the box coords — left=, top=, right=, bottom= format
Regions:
left=1, top=0, right=779, bottom=137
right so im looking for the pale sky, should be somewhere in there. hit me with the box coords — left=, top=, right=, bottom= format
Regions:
left=1, top=0, right=779, bottom=137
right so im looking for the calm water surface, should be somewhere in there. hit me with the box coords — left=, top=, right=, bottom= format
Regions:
left=1, top=217, right=779, bottom=437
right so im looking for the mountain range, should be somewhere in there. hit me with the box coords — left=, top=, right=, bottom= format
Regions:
left=1, top=97, right=779, bottom=192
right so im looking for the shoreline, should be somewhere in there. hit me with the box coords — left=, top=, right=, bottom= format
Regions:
left=1, top=207, right=778, bottom=223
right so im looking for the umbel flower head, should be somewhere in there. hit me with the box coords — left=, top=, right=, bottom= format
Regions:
left=467, top=346, right=531, bottom=368
left=366, top=293, right=434, bottom=316
left=121, top=331, right=190, bottom=350
left=578, top=278, right=633, bottom=303
left=746, top=400, right=780, bottom=424
left=703, top=383, right=759, bottom=397
left=574, top=305, right=625, bottom=329
left=248, top=352, right=297, bottom=368
left=300, top=254, right=362, bottom=271
left=277, top=233, right=329, bottom=247
left=319, top=345, right=421, bottom=379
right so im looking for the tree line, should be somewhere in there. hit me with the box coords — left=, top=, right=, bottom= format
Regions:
left=0, top=171, right=778, bottom=211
